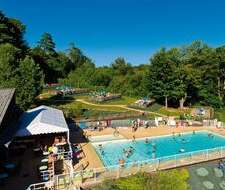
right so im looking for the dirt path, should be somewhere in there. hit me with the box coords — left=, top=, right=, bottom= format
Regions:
left=75, top=99, right=165, bottom=117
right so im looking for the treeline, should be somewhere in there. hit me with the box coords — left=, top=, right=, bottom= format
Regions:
left=0, top=11, right=89, bottom=110
left=1, top=10, right=225, bottom=110
left=62, top=41, right=225, bottom=108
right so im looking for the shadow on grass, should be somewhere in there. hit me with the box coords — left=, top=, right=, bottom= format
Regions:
left=35, top=94, right=75, bottom=107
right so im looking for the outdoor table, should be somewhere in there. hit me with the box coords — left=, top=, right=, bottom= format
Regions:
left=39, top=165, right=48, bottom=171
left=33, top=147, right=40, bottom=152
left=41, top=158, right=49, bottom=163
left=43, top=151, right=49, bottom=156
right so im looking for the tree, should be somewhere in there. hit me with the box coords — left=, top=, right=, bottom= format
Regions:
left=184, top=41, right=223, bottom=107
left=67, top=43, right=87, bottom=70
left=61, top=58, right=95, bottom=88
left=0, top=11, right=27, bottom=50
left=0, top=43, right=20, bottom=88
left=16, top=56, right=44, bottom=110
left=111, top=57, right=133, bottom=75
left=0, top=43, right=43, bottom=110
left=144, top=48, right=176, bottom=108
left=37, top=32, right=56, bottom=55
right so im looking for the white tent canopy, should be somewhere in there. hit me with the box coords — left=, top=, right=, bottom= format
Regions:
left=15, top=105, right=69, bottom=137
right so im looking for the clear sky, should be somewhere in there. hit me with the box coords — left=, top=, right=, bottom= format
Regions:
left=1, top=0, right=225, bottom=66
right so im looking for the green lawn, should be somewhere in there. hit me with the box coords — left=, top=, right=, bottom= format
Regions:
left=58, top=101, right=130, bottom=113
left=36, top=93, right=190, bottom=118
left=36, top=95, right=137, bottom=119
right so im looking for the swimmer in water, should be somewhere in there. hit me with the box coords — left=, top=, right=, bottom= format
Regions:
left=193, top=130, right=196, bottom=135
left=145, top=138, right=149, bottom=144
left=208, top=133, right=213, bottom=138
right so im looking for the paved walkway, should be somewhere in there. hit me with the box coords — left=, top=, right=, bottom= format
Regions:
left=75, top=99, right=165, bottom=117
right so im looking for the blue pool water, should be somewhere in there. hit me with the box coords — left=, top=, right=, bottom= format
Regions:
left=79, top=122, right=87, bottom=129
left=92, top=131, right=225, bottom=167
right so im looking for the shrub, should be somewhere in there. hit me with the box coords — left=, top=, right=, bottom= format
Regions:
left=91, top=169, right=189, bottom=190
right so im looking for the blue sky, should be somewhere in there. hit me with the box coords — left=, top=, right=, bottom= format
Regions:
left=1, top=0, right=225, bottom=66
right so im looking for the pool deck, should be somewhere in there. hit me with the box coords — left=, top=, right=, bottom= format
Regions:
left=75, top=126, right=225, bottom=170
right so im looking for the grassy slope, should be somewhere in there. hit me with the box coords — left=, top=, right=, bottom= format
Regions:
left=36, top=92, right=193, bottom=118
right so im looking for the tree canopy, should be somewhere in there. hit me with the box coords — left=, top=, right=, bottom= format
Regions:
left=1, top=10, right=225, bottom=110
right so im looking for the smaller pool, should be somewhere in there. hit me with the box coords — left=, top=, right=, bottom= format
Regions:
left=79, top=122, right=87, bottom=129
left=89, top=134, right=125, bottom=143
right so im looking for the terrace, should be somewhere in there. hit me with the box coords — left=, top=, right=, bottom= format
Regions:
left=0, top=106, right=73, bottom=190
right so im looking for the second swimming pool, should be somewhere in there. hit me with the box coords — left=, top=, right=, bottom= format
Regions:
left=92, top=131, right=225, bottom=168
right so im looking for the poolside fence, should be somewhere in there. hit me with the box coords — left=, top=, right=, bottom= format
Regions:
left=26, top=145, right=225, bottom=190
left=53, top=145, right=225, bottom=190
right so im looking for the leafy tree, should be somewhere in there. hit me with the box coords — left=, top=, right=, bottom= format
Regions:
left=184, top=41, right=223, bottom=107
left=67, top=43, right=87, bottom=70
left=111, top=57, right=133, bottom=75
left=37, top=32, right=56, bottom=55
left=92, top=67, right=113, bottom=87
left=0, top=43, right=43, bottom=110
left=144, top=48, right=176, bottom=108
left=16, top=56, right=44, bottom=110
left=61, top=59, right=95, bottom=88
left=0, top=11, right=27, bottom=50
left=0, top=43, right=20, bottom=87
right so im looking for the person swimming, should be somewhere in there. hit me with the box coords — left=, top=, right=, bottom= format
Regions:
left=179, top=148, right=185, bottom=153
left=145, top=138, right=149, bottom=144
left=193, top=130, right=196, bottom=135
left=208, top=133, right=214, bottom=138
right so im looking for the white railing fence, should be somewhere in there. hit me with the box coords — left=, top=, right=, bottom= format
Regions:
left=54, top=145, right=225, bottom=190
left=27, top=145, right=225, bottom=190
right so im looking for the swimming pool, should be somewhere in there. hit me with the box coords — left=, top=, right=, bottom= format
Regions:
left=92, top=131, right=225, bottom=168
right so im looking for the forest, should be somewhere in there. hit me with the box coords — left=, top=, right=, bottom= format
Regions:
left=1, top=10, right=225, bottom=111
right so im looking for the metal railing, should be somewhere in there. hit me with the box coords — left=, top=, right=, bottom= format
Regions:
left=27, top=138, right=225, bottom=190
left=26, top=149, right=72, bottom=190
left=55, top=145, right=225, bottom=189
left=27, top=145, right=225, bottom=190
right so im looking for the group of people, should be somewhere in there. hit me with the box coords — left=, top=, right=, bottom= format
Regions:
left=123, top=146, right=134, bottom=158
left=98, top=144, right=105, bottom=155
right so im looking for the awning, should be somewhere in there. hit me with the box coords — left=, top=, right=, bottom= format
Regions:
left=15, top=105, right=69, bottom=137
